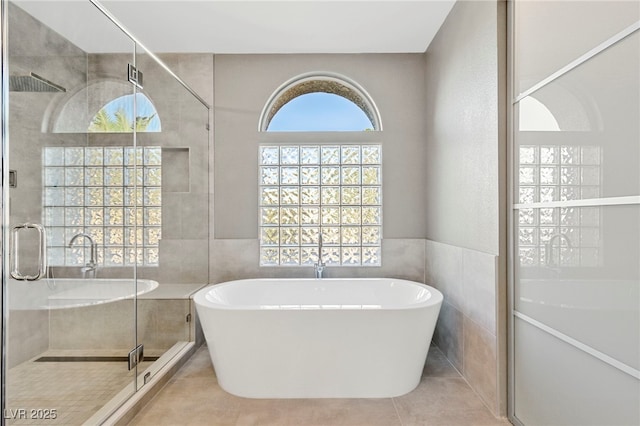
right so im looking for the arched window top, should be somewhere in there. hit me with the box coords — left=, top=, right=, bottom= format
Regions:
left=259, top=72, right=383, bottom=132
left=46, top=79, right=163, bottom=133
left=268, top=92, right=373, bottom=131
left=519, top=96, right=560, bottom=131
left=89, top=93, right=161, bottom=133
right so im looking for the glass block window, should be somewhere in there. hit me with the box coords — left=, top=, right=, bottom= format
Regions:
left=259, top=144, right=382, bottom=266
left=43, top=146, right=161, bottom=267
left=518, top=145, right=602, bottom=204
left=517, top=145, right=602, bottom=267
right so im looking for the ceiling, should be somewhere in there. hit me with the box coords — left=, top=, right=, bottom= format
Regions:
left=15, top=0, right=456, bottom=54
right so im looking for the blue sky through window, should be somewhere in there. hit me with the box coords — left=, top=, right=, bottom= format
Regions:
left=267, top=92, right=373, bottom=131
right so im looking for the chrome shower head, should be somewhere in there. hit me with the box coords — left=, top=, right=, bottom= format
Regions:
left=9, top=72, right=66, bottom=92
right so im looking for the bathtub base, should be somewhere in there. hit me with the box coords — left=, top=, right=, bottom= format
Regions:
left=195, top=278, right=443, bottom=399
left=202, top=308, right=438, bottom=399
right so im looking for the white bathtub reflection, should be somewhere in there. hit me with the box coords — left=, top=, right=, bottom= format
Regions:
left=517, top=279, right=639, bottom=369
left=8, top=278, right=159, bottom=310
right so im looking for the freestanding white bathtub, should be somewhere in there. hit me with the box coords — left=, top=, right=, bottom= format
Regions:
left=194, top=278, right=443, bottom=398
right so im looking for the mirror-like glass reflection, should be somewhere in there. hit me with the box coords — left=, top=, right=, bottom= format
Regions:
left=512, top=5, right=639, bottom=425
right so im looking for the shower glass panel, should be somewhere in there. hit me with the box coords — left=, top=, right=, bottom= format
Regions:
left=2, top=0, right=210, bottom=422
left=509, top=2, right=640, bottom=425
left=4, top=1, right=137, bottom=423
left=132, top=45, right=210, bottom=389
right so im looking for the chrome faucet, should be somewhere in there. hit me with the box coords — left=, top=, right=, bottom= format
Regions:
left=69, top=233, right=98, bottom=278
left=314, top=232, right=326, bottom=279
left=545, top=233, right=572, bottom=269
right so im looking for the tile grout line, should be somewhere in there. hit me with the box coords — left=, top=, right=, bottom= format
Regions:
left=431, top=343, right=506, bottom=422
left=443, top=335, right=503, bottom=420
left=457, top=372, right=503, bottom=421
left=391, top=396, right=404, bottom=426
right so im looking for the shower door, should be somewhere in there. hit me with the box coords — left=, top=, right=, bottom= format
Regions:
left=509, top=1, right=640, bottom=425
left=2, top=1, right=142, bottom=423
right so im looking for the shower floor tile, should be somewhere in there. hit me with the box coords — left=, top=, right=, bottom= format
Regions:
left=129, top=344, right=512, bottom=426
left=5, top=353, right=154, bottom=425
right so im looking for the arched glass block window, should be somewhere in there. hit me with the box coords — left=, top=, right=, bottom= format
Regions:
left=89, top=93, right=161, bottom=132
left=258, top=73, right=383, bottom=267
left=259, top=72, right=382, bottom=132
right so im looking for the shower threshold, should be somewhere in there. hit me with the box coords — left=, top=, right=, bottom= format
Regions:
left=34, top=355, right=160, bottom=363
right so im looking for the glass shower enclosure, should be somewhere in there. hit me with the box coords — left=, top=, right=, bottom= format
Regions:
left=509, top=2, right=639, bottom=425
left=1, top=1, right=210, bottom=424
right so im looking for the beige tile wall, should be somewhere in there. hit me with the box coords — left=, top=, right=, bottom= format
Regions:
left=422, top=0, right=507, bottom=417
left=6, top=309, right=49, bottom=368
left=209, top=238, right=426, bottom=284
left=425, top=239, right=500, bottom=416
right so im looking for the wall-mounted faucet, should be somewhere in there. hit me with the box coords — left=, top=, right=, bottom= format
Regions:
left=69, top=233, right=98, bottom=278
left=314, top=232, right=326, bottom=279
left=545, top=233, right=572, bottom=269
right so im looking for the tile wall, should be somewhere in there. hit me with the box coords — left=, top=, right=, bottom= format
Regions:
left=209, top=238, right=426, bottom=284
left=426, top=239, right=500, bottom=415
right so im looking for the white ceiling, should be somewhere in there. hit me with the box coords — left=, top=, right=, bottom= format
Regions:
left=15, top=0, right=456, bottom=54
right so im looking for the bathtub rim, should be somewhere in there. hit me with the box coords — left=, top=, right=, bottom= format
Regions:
left=194, top=277, right=443, bottom=311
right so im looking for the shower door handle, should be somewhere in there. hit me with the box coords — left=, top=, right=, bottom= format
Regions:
left=10, top=223, right=47, bottom=281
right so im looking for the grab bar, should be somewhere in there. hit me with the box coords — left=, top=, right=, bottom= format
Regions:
left=11, top=223, right=47, bottom=281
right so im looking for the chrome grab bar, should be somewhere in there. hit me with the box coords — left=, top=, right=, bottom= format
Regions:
left=10, top=223, right=47, bottom=281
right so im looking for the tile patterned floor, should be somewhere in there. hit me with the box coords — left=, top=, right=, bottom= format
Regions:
left=5, top=354, right=153, bottom=425
left=129, top=345, right=512, bottom=426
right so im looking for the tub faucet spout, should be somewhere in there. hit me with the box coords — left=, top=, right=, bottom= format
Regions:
left=69, top=233, right=98, bottom=278
left=545, top=233, right=572, bottom=270
left=314, top=233, right=326, bottom=279
left=314, top=262, right=325, bottom=279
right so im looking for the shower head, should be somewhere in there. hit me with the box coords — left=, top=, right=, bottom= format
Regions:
left=9, top=72, right=66, bottom=92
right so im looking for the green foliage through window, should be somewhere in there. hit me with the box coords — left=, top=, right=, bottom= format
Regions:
left=89, top=93, right=161, bottom=133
